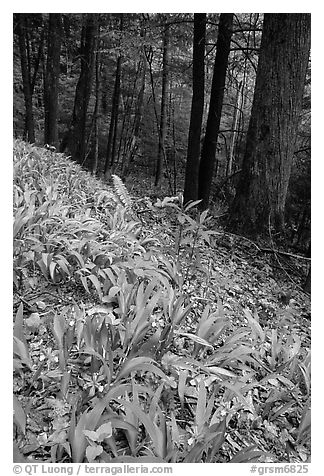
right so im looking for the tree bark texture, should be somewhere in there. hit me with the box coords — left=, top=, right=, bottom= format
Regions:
left=90, top=38, right=101, bottom=174
left=30, top=25, right=45, bottom=98
left=104, top=14, right=123, bottom=179
left=227, top=80, right=243, bottom=177
left=229, top=14, right=311, bottom=235
left=104, top=55, right=122, bottom=178
left=61, top=14, right=97, bottom=164
left=155, top=22, right=170, bottom=187
left=304, top=266, right=311, bottom=293
left=122, top=58, right=146, bottom=178
left=44, top=14, right=62, bottom=149
left=17, top=14, right=35, bottom=143
left=198, top=13, right=234, bottom=210
left=183, top=13, right=206, bottom=204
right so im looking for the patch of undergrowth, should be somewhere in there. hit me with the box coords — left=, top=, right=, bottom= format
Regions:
left=13, top=140, right=310, bottom=463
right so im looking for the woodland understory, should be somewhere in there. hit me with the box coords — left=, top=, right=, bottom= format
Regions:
left=13, top=140, right=311, bottom=464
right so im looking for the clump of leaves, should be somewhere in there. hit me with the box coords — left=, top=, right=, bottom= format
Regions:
left=13, top=141, right=310, bottom=464
left=13, top=141, right=161, bottom=295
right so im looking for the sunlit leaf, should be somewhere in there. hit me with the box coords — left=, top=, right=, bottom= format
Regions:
left=13, top=395, right=26, bottom=434
left=196, top=380, right=207, bottom=431
left=86, top=444, right=103, bottom=463
left=178, top=331, right=213, bottom=349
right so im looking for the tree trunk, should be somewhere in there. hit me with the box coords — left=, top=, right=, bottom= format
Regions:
left=198, top=13, right=234, bottom=210
left=89, top=29, right=101, bottom=175
left=304, top=267, right=311, bottom=293
left=154, top=22, right=170, bottom=187
left=228, top=14, right=311, bottom=235
left=133, top=60, right=146, bottom=137
left=122, top=58, right=146, bottom=178
left=17, top=14, right=35, bottom=143
left=227, top=80, right=242, bottom=177
left=44, top=14, right=62, bottom=149
left=104, top=55, right=122, bottom=179
left=104, top=14, right=123, bottom=180
left=31, top=26, right=45, bottom=97
left=60, top=14, right=97, bottom=164
left=183, top=13, right=206, bottom=204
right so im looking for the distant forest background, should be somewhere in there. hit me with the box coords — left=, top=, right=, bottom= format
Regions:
left=13, top=13, right=311, bottom=252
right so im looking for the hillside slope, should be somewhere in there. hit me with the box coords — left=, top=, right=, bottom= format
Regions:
left=13, top=140, right=311, bottom=463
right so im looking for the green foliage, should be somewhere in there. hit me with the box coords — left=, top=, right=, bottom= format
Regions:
left=150, top=195, right=221, bottom=286
left=111, top=174, right=132, bottom=210
left=13, top=141, right=310, bottom=463
left=13, top=303, right=32, bottom=371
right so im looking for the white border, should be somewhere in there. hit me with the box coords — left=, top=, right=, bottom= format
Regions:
left=3, top=5, right=320, bottom=474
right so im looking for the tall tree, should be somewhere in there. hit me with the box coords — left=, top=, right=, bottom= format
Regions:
left=227, top=80, right=243, bottom=177
left=183, top=13, right=206, bottom=204
left=198, top=13, right=234, bottom=210
left=16, top=14, right=35, bottom=143
left=44, top=14, right=62, bottom=148
left=155, top=20, right=170, bottom=187
left=122, top=56, right=147, bottom=178
left=86, top=21, right=102, bottom=174
left=60, top=14, right=97, bottom=164
left=104, top=14, right=124, bottom=179
left=228, top=14, right=311, bottom=234
left=91, top=35, right=101, bottom=175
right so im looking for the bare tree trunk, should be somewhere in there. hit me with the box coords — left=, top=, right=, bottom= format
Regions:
left=104, top=56, right=122, bottom=179
left=44, top=14, right=62, bottom=149
left=228, top=14, right=311, bottom=234
left=117, top=67, right=136, bottom=167
left=104, top=14, right=123, bottom=180
left=154, top=21, right=170, bottom=187
left=183, top=13, right=206, bottom=204
left=304, top=267, right=311, bottom=293
left=17, top=14, right=35, bottom=143
left=198, top=13, right=234, bottom=210
left=303, top=242, right=311, bottom=293
left=60, top=14, right=97, bottom=164
left=91, top=34, right=101, bottom=175
left=93, top=114, right=99, bottom=175
left=132, top=60, right=146, bottom=144
left=30, top=26, right=45, bottom=98
left=122, top=58, right=146, bottom=178
left=227, top=80, right=242, bottom=176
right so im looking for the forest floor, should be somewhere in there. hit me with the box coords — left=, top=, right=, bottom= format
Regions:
left=13, top=141, right=311, bottom=464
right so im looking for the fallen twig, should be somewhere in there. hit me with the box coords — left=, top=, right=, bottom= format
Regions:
left=260, top=248, right=311, bottom=261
